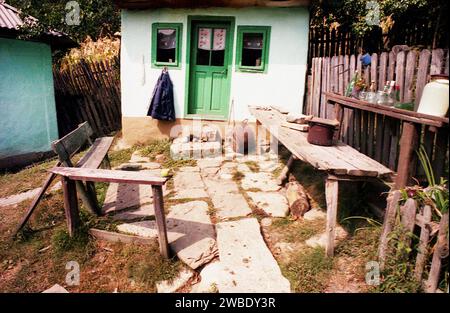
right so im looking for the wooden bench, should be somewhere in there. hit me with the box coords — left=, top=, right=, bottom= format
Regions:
left=249, top=106, right=394, bottom=257
left=48, top=167, right=170, bottom=259
left=14, top=122, right=113, bottom=235
left=51, top=122, right=114, bottom=215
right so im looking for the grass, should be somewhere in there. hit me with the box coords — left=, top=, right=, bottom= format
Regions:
left=270, top=217, right=325, bottom=243
left=139, top=139, right=197, bottom=169
left=282, top=246, right=334, bottom=293
left=244, top=161, right=260, bottom=172
left=232, top=170, right=245, bottom=182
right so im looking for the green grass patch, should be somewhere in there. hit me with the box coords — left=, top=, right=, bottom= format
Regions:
left=282, top=246, right=334, bottom=293
left=270, top=217, right=325, bottom=243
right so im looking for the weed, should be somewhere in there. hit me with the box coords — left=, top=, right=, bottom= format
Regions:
left=270, top=218, right=325, bottom=243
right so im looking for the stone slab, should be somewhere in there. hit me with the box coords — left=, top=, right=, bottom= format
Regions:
left=303, top=208, right=327, bottom=221
left=197, top=158, right=223, bottom=169
left=156, top=267, right=195, bottom=293
left=241, top=172, right=281, bottom=192
left=247, top=192, right=289, bottom=217
left=189, top=260, right=234, bottom=293
left=130, top=151, right=151, bottom=163
left=42, top=284, right=69, bottom=293
left=173, top=171, right=205, bottom=190
left=215, top=218, right=291, bottom=293
left=203, top=178, right=239, bottom=196
left=112, top=203, right=155, bottom=221
left=172, top=188, right=209, bottom=200
left=117, top=201, right=218, bottom=269
left=178, top=166, right=200, bottom=173
left=305, top=227, right=348, bottom=249
left=211, top=194, right=252, bottom=219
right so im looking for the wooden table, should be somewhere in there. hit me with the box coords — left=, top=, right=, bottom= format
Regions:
left=249, top=107, right=394, bottom=257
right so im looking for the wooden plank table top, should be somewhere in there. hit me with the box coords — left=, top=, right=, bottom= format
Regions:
left=249, top=106, right=393, bottom=179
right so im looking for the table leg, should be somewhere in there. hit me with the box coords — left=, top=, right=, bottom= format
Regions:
left=325, top=177, right=339, bottom=257
left=152, top=185, right=170, bottom=259
left=61, top=177, right=80, bottom=237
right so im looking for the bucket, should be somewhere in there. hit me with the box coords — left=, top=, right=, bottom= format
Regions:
left=307, top=122, right=335, bottom=146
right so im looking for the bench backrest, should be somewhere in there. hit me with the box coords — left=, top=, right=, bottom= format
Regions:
left=52, top=122, right=94, bottom=165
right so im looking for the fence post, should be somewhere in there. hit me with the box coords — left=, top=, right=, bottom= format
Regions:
left=395, top=122, right=419, bottom=189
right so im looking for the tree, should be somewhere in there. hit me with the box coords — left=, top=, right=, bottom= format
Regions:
left=8, top=0, right=120, bottom=43
left=310, top=0, right=448, bottom=50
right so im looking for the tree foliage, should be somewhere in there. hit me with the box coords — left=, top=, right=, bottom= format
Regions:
left=8, top=0, right=120, bottom=43
left=311, top=0, right=445, bottom=37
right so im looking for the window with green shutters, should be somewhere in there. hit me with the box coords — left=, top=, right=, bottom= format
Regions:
left=235, top=26, right=271, bottom=73
left=152, top=23, right=183, bottom=68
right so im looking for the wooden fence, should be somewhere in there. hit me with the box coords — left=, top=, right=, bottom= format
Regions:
left=305, top=48, right=449, bottom=183
left=53, top=57, right=121, bottom=138
left=378, top=191, right=449, bottom=293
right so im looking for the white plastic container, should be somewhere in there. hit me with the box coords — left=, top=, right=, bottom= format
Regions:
left=417, top=79, right=449, bottom=117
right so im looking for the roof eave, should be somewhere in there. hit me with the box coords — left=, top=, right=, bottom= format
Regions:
left=113, top=0, right=310, bottom=9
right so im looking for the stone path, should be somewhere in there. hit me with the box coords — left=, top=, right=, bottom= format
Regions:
left=105, top=150, right=339, bottom=293
left=215, top=218, right=291, bottom=292
left=0, top=182, right=61, bottom=207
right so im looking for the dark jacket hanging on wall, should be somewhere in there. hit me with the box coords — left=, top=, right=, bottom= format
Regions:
left=147, top=70, right=175, bottom=121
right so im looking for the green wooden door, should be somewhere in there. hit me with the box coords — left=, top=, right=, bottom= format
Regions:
left=188, top=22, right=232, bottom=119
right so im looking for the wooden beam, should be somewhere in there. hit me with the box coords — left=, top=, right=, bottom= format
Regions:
left=114, top=0, right=310, bottom=9
left=14, top=165, right=59, bottom=236
left=276, top=154, right=297, bottom=185
left=61, top=176, right=80, bottom=237
left=395, top=122, right=419, bottom=189
left=49, top=167, right=167, bottom=186
left=325, top=177, right=339, bottom=257
left=152, top=185, right=170, bottom=259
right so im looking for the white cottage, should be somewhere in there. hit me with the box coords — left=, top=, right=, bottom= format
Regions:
left=115, top=0, right=310, bottom=144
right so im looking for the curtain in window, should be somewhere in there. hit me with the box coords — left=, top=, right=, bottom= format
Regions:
left=243, top=33, right=263, bottom=50
left=158, top=29, right=176, bottom=50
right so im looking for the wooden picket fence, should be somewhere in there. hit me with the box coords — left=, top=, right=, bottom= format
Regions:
left=53, top=57, right=121, bottom=137
left=305, top=48, right=449, bottom=182
left=378, top=191, right=449, bottom=293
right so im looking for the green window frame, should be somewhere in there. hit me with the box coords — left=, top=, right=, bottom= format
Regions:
left=235, top=26, right=271, bottom=73
left=152, top=23, right=183, bottom=69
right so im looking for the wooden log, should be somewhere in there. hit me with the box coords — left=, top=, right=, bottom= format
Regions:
left=400, top=198, right=417, bottom=250
left=395, top=122, right=419, bottom=189
left=14, top=164, right=60, bottom=236
left=277, top=154, right=297, bottom=185
left=415, top=205, right=432, bottom=282
left=425, top=213, right=449, bottom=293
left=325, top=178, right=339, bottom=257
left=378, top=190, right=401, bottom=270
left=152, top=185, right=170, bottom=259
left=286, top=181, right=310, bottom=219
left=61, top=177, right=80, bottom=237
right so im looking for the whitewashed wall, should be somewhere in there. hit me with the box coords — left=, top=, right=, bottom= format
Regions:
left=121, top=7, right=309, bottom=121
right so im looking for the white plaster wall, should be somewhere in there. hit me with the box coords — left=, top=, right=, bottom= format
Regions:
left=121, top=7, right=309, bottom=121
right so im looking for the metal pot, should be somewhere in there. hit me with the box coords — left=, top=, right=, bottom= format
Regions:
left=307, top=122, right=335, bottom=146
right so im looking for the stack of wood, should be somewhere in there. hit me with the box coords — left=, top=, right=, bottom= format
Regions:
left=281, top=113, right=313, bottom=132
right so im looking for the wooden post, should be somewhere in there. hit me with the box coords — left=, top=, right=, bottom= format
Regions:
left=276, top=154, right=297, bottom=185
left=395, top=122, right=419, bottom=189
left=378, top=190, right=401, bottom=270
left=425, top=212, right=449, bottom=293
left=14, top=171, right=58, bottom=236
left=61, top=177, right=80, bottom=237
left=414, top=205, right=432, bottom=282
left=325, top=177, right=339, bottom=257
left=152, top=185, right=170, bottom=259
